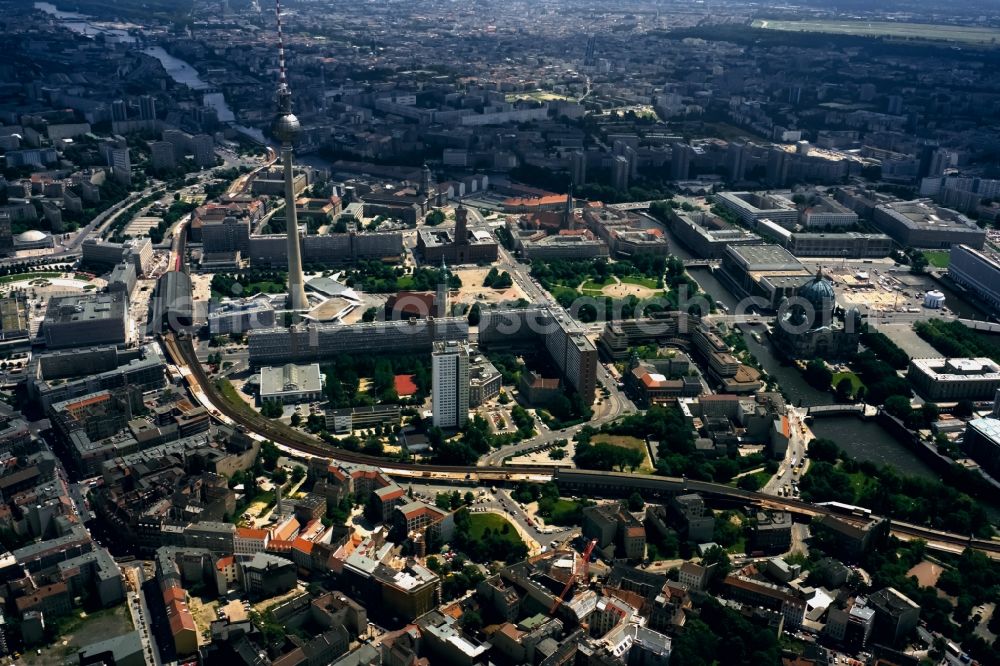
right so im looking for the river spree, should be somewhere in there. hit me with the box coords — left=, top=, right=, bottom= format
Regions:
left=34, top=2, right=135, bottom=42
left=35, top=2, right=244, bottom=126
left=662, top=226, right=941, bottom=480
left=141, top=46, right=237, bottom=123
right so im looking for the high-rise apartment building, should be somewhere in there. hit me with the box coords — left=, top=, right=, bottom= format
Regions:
left=612, top=155, right=630, bottom=191
left=111, top=99, right=127, bottom=122
left=139, top=95, right=157, bottom=121
left=432, top=341, right=469, bottom=429
left=150, top=141, right=176, bottom=172
left=109, top=148, right=131, bottom=186
left=191, top=134, right=215, bottom=168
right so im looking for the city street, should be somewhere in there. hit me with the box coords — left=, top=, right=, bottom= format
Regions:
left=123, top=563, right=163, bottom=666
left=761, top=407, right=813, bottom=499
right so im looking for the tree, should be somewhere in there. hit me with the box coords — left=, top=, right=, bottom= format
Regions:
left=808, top=438, right=840, bottom=464
left=460, top=609, right=483, bottom=633
left=803, top=359, right=833, bottom=390
left=910, top=251, right=929, bottom=274
left=737, top=474, right=762, bottom=491
left=464, top=491, right=475, bottom=505
left=627, top=492, right=644, bottom=511
left=921, top=402, right=940, bottom=426
left=362, top=307, right=378, bottom=322
left=884, top=395, right=913, bottom=420
left=835, top=377, right=854, bottom=401
left=468, top=302, right=481, bottom=326
left=260, top=401, right=283, bottom=418
left=712, top=514, right=741, bottom=548
left=260, top=440, right=280, bottom=471
left=362, top=438, right=384, bottom=456
left=700, top=545, right=732, bottom=577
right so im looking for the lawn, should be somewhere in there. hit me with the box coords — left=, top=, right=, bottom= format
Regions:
left=578, top=275, right=661, bottom=293
left=727, top=536, right=747, bottom=555
left=621, top=275, right=661, bottom=289
left=468, top=513, right=523, bottom=546
left=831, top=371, right=865, bottom=397
left=591, top=434, right=645, bottom=449
left=751, top=18, right=1000, bottom=46
left=923, top=251, right=950, bottom=269
left=245, top=280, right=286, bottom=294
left=543, top=498, right=587, bottom=526
left=591, top=434, right=654, bottom=473
left=210, top=280, right=286, bottom=299
left=550, top=285, right=579, bottom=302
left=847, top=471, right=877, bottom=497
left=0, top=271, right=63, bottom=284
left=581, top=277, right=615, bottom=292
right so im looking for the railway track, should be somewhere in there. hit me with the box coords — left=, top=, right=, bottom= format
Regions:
left=161, top=333, right=1000, bottom=557
left=163, top=333, right=550, bottom=476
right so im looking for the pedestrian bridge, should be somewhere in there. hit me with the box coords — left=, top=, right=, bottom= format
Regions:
left=806, top=404, right=866, bottom=418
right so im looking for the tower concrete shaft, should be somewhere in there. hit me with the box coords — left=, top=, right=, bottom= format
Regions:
left=282, top=144, right=308, bottom=311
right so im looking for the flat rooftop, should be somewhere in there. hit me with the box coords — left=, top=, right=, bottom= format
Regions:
left=911, top=357, right=1000, bottom=380
left=46, top=293, right=126, bottom=324
left=728, top=243, right=803, bottom=271
left=881, top=200, right=978, bottom=230
left=968, top=417, right=1000, bottom=444
left=260, top=363, right=323, bottom=396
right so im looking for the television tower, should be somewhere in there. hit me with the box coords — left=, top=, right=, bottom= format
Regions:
left=273, top=0, right=308, bottom=311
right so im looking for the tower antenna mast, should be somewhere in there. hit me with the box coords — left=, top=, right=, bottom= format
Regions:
left=272, top=0, right=308, bottom=312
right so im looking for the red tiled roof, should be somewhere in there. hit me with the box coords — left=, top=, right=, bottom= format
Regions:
left=163, top=585, right=186, bottom=604
left=167, top=600, right=196, bottom=635
left=270, top=517, right=300, bottom=541
left=268, top=539, right=294, bottom=552
left=15, top=582, right=68, bottom=612
left=378, top=488, right=406, bottom=502
left=292, top=538, right=314, bottom=554
left=503, top=194, right=569, bottom=207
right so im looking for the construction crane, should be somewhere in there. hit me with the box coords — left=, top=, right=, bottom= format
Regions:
left=550, top=539, right=597, bottom=615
